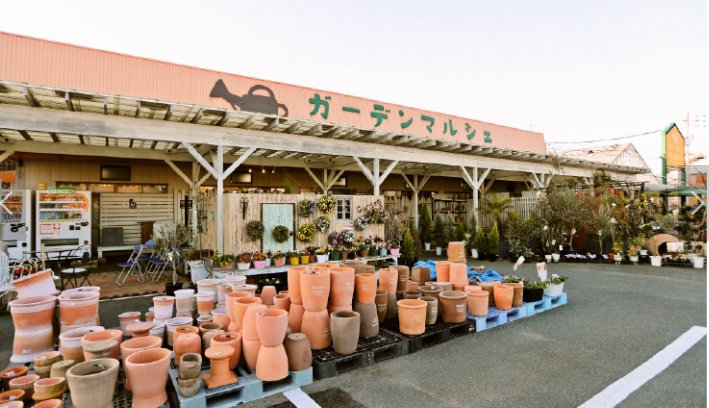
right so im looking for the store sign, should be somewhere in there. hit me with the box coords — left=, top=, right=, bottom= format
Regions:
left=48, top=187, right=76, bottom=194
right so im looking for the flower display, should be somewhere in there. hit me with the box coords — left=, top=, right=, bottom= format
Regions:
left=297, top=199, right=316, bottom=217
left=546, top=274, right=569, bottom=285
left=328, top=231, right=342, bottom=246
left=251, top=251, right=267, bottom=261
left=236, top=252, right=251, bottom=264
left=315, top=246, right=330, bottom=255
left=271, top=225, right=291, bottom=243
left=296, top=223, right=316, bottom=243
left=245, top=220, right=265, bottom=241
left=271, top=250, right=286, bottom=259
left=316, top=216, right=331, bottom=233
left=318, top=195, right=336, bottom=214
left=341, top=229, right=355, bottom=245
left=353, top=216, right=369, bottom=231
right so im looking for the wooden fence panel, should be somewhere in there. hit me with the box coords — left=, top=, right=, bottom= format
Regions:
left=99, top=193, right=174, bottom=245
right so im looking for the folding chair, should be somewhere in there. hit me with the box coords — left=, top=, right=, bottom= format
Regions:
left=60, top=251, right=94, bottom=290
left=116, top=245, right=145, bottom=286
left=146, top=246, right=171, bottom=282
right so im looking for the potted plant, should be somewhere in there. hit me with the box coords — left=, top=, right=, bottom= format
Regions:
left=357, top=241, right=369, bottom=257
left=329, top=248, right=342, bottom=261
left=287, top=251, right=300, bottom=266
left=315, top=247, right=330, bottom=263
left=151, top=223, right=195, bottom=295
left=264, top=250, right=273, bottom=267
left=419, top=203, right=433, bottom=251
left=271, top=251, right=286, bottom=267
left=236, top=252, right=252, bottom=270
left=502, top=275, right=523, bottom=284
left=299, top=249, right=311, bottom=265
left=433, top=214, right=445, bottom=255
left=544, top=273, right=568, bottom=297
left=388, top=240, right=400, bottom=256
left=468, top=227, right=478, bottom=259
left=475, top=225, right=487, bottom=260
left=523, top=281, right=546, bottom=302
left=690, top=243, right=705, bottom=269
left=443, top=213, right=457, bottom=253
left=487, top=222, right=500, bottom=262
left=251, top=251, right=267, bottom=269
left=271, top=225, right=291, bottom=244
left=378, top=241, right=388, bottom=256
left=612, top=241, right=624, bottom=264
left=401, top=228, right=415, bottom=267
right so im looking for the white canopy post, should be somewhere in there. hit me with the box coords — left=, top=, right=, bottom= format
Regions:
left=401, top=174, right=431, bottom=228
left=530, top=172, right=552, bottom=190
left=460, top=166, right=490, bottom=225
left=353, top=157, right=399, bottom=196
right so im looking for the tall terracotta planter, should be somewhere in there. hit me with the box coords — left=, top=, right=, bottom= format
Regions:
left=9, top=295, right=57, bottom=363
left=301, top=309, right=331, bottom=350
left=233, top=297, right=263, bottom=332
left=242, top=303, right=268, bottom=369
left=284, top=333, right=312, bottom=371
left=287, top=266, right=307, bottom=304
left=120, top=336, right=163, bottom=390
left=467, top=290, right=489, bottom=316
left=255, top=309, right=289, bottom=382
left=503, top=282, right=524, bottom=307
left=396, top=299, right=427, bottom=335
left=225, top=291, right=252, bottom=323
left=354, top=273, right=377, bottom=304
left=393, top=265, right=410, bottom=292
left=300, top=268, right=331, bottom=312
left=288, top=302, right=305, bottom=333
left=66, top=358, right=119, bottom=408
left=375, top=290, right=388, bottom=323
left=378, top=268, right=398, bottom=294
left=124, top=348, right=171, bottom=407
left=493, top=285, right=514, bottom=311
left=449, top=263, right=468, bottom=287
left=58, top=291, right=100, bottom=327
left=330, top=311, right=360, bottom=355
left=353, top=302, right=379, bottom=338
left=435, top=261, right=452, bottom=283
left=329, top=266, right=355, bottom=307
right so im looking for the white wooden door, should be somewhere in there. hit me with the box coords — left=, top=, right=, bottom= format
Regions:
left=261, top=203, right=295, bottom=252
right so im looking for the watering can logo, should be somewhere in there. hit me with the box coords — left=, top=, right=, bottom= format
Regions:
left=210, top=79, right=289, bottom=117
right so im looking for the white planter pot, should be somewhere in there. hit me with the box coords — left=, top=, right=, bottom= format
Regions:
left=650, top=256, right=663, bottom=267
left=692, top=257, right=705, bottom=269
left=424, top=242, right=431, bottom=251
left=236, top=263, right=250, bottom=270
left=265, top=258, right=272, bottom=267
left=471, top=249, right=478, bottom=259
left=316, top=254, right=329, bottom=263
left=379, top=249, right=388, bottom=256
left=629, top=255, right=639, bottom=264
left=552, top=253, right=560, bottom=262
left=544, top=255, right=552, bottom=262
left=639, top=249, right=648, bottom=256
left=435, top=247, right=442, bottom=256
left=543, top=282, right=564, bottom=297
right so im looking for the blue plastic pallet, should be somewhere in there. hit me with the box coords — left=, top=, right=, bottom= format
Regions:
left=468, top=305, right=527, bottom=332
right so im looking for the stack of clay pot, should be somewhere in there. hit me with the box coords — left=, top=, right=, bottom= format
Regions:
left=241, top=300, right=268, bottom=370
left=353, top=271, right=379, bottom=339
left=33, top=351, right=61, bottom=379
left=287, top=266, right=307, bottom=334
left=175, top=289, right=196, bottom=318
left=59, top=326, right=104, bottom=363
left=177, top=353, right=202, bottom=397
left=8, top=295, right=57, bottom=363
left=67, top=357, right=119, bottom=408
left=153, top=296, right=175, bottom=324
left=255, top=309, right=289, bottom=381
left=435, top=261, right=452, bottom=284
left=449, top=263, right=469, bottom=292
left=195, top=291, right=215, bottom=321
left=378, top=267, right=398, bottom=321
left=32, top=376, right=67, bottom=403
left=300, top=267, right=331, bottom=349
left=226, top=291, right=252, bottom=332
left=447, top=241, right=467, bottom=263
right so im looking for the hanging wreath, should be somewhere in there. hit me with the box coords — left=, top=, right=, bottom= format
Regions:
left=353, top=216, right=369, bottom=231
left=318, top=195, right=336, bottom=214
left=245, top=220, right=265, bottom=241
left=297, top=199, right=316, bottom=217
left=315, top=216, right=331, bottom=233
left=296, top=223, right=316, bottom=243
left=271, top=225, right=291, bottom=243
left=341, top=229, right=355, bottom=245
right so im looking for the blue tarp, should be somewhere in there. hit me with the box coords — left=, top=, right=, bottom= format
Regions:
left=413, top=260, right=502, bottom=283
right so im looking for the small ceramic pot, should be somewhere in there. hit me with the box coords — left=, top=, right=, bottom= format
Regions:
left=255, top=309, right=288, bottom=347
left=354, top=273, right=377, bottom=304
left=418, top=296, right=438, bottom=325
left=50, top=360, right=76, bottom=380
left=195, top=292, right=215, bottom=317
left=8, top=373, right=40, bottom=401
left=174, top=333, right=201, bottom=367
left=396, top=299, right=427, bottom=335
left=152, top=296, right=175, bottom=319
left=210, top=308, right=230, bottom=331
left=177, top=378, right=200, bottom=397
left=32, top=377, right=67, bottom=402
left=66, top=358, right=119, bottom=408
left=11, top=269, right=57, bottom=298
left=329, top=266, right=355, bottom=307
left=403, top=290, right=421, bottom=299
left=494, top=285, right=514, bottom=310
left=196, top=279, right=219, bottom=301
left=32, top=399, right=63, bottom=408
left=284, top=333, right=312, bottom=371
left=330, top=311, right=360, bottom=355
left=210, top=333, right=241, bottom=370
left=439, top=291, right=467, bottom=323
left=178, top=353, right=203, bottom=380
left=83, top=339, right=117, bottom=361
left=124, top=348, right=172, bottom=408
left=0, top=390, right=25, bottom=403
left=58, top=292, right=99, bottom=326
left=81, top=329, right=122, bottom=361
left=1, top=366, right=29, bottom=390
left=9, top=295, right=57, bottom=332
left=478, top=281, right=500, bottom=307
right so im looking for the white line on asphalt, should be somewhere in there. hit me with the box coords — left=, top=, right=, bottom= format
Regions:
left=578, top=325, right=707, bottom=408
left=284, top=387, right=321, bottom=408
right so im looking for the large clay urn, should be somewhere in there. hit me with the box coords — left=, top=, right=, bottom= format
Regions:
left=124, top=348, right=171, bottom=408
left=287, top=266, right=307, bottom=304
left=330, top=311, right=360, bottom=355
left=300, top=309, right=331, bottom=350
left=300, top=268, right=331, bottom=312
left=353, top=302, right=379, bottom=338
left=354, top=273, right=377, bottom=304
left=284, top=333, right=312, bottom=371
left=288, top=302, right=305, bottom=333
left=66, top=358, right=119, bottom=408
left=378, top=268, right=398, bottom=294
left=225, top=291, right=252, bottom=323
left=435, top=261, right=452, bottom=283
left=173, top=333, right=201, bottom=367
left=260, top=286, right=277, bottom=306
left=273, top=293, right=291, bottom=311
left=233, top=297, right=263, bottom=332
left=203, top=345, right=238, bottom=389
left=439, top=291, right=467, bottom=323
left=418, top=296, right=438, bottom=325
left=329, top=266, right=355, bottom=307
left=211, top=332, right=242, bottom=370
left=449, top=263, right=468, bottom=287
left=467, top=290, right=489, bottom=316
left=493, top=285, right=514, bottom=311
left=503, top=282, right=524, bottom=307
left=81, top=329, right=122, bottom=361
left=396, top=299, right=427, bottom=335
left=375, top=290, right=388, bottom=323
left=120, top=336, right=162, bottom=391
left=393, top=265, right=409, bottom=292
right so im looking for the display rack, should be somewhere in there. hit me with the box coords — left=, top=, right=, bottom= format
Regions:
left=432, top=198, right=468, bottom=223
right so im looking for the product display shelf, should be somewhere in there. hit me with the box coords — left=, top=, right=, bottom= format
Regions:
left=311, top=330, right=407, bottom=380
left=167, top=358, right=312, bottom=408
left=380, top=319, right=475, bottom=354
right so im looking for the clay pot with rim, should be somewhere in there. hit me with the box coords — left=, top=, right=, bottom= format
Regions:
left=504, top=282, right=524, bottom=307
left=196, top=279, right=219, bottom=301
left=172, top=325, right=199, bottom=344
left=284, top=333, right=312, bottom=371
left=32, top=399, right=63, bottom=408
left=300, top=309, right=331, bottom=350
left=32, top=377, right=67, bottom=402
left=50, top=360, right=76, bottom=380
left=379, top=267, right=398, bottom=295
left=288, top=302, right=305, bottom=333
left=195, top=292, right=215, bottom=317
left=199, top=322, right=223, bottom=338
left=419, top=285, right=444, bottom=316
left=174, top=289, right=195, bottom=314
left=178, top=353, right=203, bottom=380
left=393, top=265, right=410, bottom=292
left=255, top=309, right=288, bottom=347
left=120, top=336, right=162, bottom=390
left=34, top=351, right=61, bottom=378
left=58, top=291, right=99, bottom=326
left=0, top=390, right=25, bottom=403
left=478, top=281, right=501, bottom=307
left=329, top=266, right=355, bottom=307
left=8, top=373, right=40, bottom=401
left=260, top=285, right=277, bottom=306
left=449, top=263, right=468, bottom=287
left=467, top=290, right=489, bottom=316
left=211, top=308, right=230, bottom=330
left=354, top=273, right=377, bottom=304
left=66, top=358, right=119, bottom=408
left=273, top=293, right=291, bottom=311
left=330, top=311, right=360, bottom=355
left=211, top=332, right=241, bottom=370
left=353, top=302, right=379, bottom=338
left=233, top=297, right=263, bottom=332
left=203, top=345, right=238, bottom=389
left=435, top=261, right=452, bottom=283
left=9, top=295, right=57, bottom=332
left=493, top=285, right=514, bottom=311
left=174, top=333, right=201, bottom=367
left=418, top=296, right=438, bottom=325
left=300, top=268, right=331, bottom=312
left=81, top=329, right=122, bottom=361
left=225, top=291, right=251, bottom=323
left=83, top=339, right=117, bottom=361
left=375, top=290, right=388, bottom=323
left=439, top=291, right=467, bottom=323
left=124, top=348, right=172, bottom=408
left=152, top=296, right=175, bottom=320
left=11, top=269, right=57, bottom=298
left=396, top=299, right=427, bottom=335
left=1, top=366, right=29, bottom=390
left=287, top=266, right=307, bottom=304
left=126, top=321, right=155, bottom=338
left=165, top=317, right=193, bottom=346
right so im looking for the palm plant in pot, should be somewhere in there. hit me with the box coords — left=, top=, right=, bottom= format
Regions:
left=152, top=223, right=195, bottom=295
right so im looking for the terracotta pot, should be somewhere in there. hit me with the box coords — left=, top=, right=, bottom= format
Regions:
left=32, top=377, right=67, bottom=402
left=216, top=284, right=232, bottom=305
left=411, top=266, right=430, bottom=282
left=300, top=269, right=331, bottom=312
left=233, top=297, right=263, bottom=332
left=329, top=266, right=355, bottom=307
left=173, top=325, right=199, bottom=344
left=165, top=317, right=193, bottom=347
left=177, top=378, right=200, bottom=397
left=260, top=285, right=277, bottom=306
left=300, top=309, right=331, bottom=350
left=418, top=296, right=438, bottom=325
left=117, top=311, right=141, bottom=336
left=255, top=309, right=288, bottom=347
left=211, top=332, right=241, bottom=370
left=9, top=295, right=57, bottom=331
left=8, top=373, right=40, bottom=401
left=284, top=333, right=312, bottom=371
left=242, top=304, right=268, bottom=342
left=330, top=311, right=360, bottom=355
left=403, top=290, right=421, bottom=299
left=288, top=302, right=305, bottom=333
left=504, top=282, right=524, bottom=307
left=223, top=275, right=247, bottom=287
left=273, top=293, right=291, bottom=311
left=447, top=241, right=466, bottom=263
left=396, top=299, right=427, bottom=335
left=124, top=348, right=171, bottom=408
left=58, top=292, right=99, bottom=326
left=439, top=291, right=467, bottom=323
left=152, top=296, right=175, bottom=320
left=34, top=350, right=61, bottom=368
left=385, top=292, right=398, bottom=320
left=406, top=280, right=420, bottom=292
left=418, top=285, right=444, bottom=316
left=0, top=400, right=25, bottom=408
left=255, top=343, right=289, bottom=382
left=174, top=333, right=201, bottom=366
left=199, top=322, right=223, bottom=338
left=83, top=338, right=117, bottom=361
left=1, top=366, right=29, bottom=390
left=66, top=358, right=119, bottom=408
left=196, top=279, right=219, bottom=301
left=467, top=290, right=489, bottom=316
left=178, top=353, right=202, bottom=380
left=375, top=290, right=388, bottom=323
left=0, top=390, right=25, bottom=403
left=393, top=265, right=409, bottom=292
left=195, top=292, right=215, bottom=317
left=242, top=338, right=261, bottom=370
left=50, top=360, right=76, bottom=380
left=81, top=329, right=122, bottom=361
left=464, top=285, right=481, bottom=294
left=126, top=322, right=155, bottom=338
left=10, top=324, right=54, bottom=363
left=287, top=266, right=307, bottom=304
left=493, top=285, right=514, bottom=311
left=203, top=345, right=238, bottom=389
left=378, top=267, right=398, bottom=294
left=175, top=295, right=195, bottom=315
left=354, top=273, right=377, bottom=304
left=449, top=263, right=468, bottom=287
left=328, top=304, right=353, bottom=315
left=225, top=291, right=251, bottom=322
left=478, top=281, right=500, bottom=307
left=12, top=269, right=57, bottom=298
left=353, top=302, right=379, bottom=339
left=435, top=261, right=452, bottom=282
left=211, top=308, right=230, bottom=329
left=120, top=336, right=163, bottom=390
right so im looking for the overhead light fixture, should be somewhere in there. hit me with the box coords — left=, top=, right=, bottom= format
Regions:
left=261, top=167, right=266, bottom=174
left=248, top=168, right=252, bottom=173
left=272, top=167, right=276, bottom=174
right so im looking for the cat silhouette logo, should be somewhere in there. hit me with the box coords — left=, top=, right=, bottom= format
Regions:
left=210, top=79, right=288, bottom=117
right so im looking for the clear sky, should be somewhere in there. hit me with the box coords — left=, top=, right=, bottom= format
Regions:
left=2, top=0, right=706, bottom=178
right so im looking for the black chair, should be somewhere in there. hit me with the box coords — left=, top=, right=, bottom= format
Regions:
left=60, top=251, right=94, bottom=290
